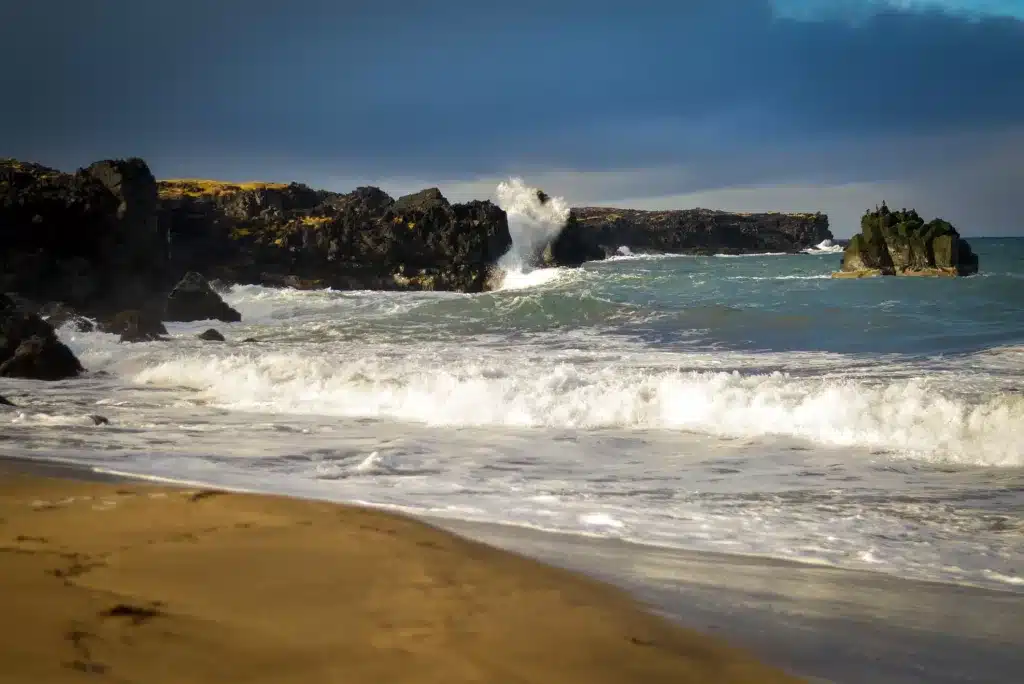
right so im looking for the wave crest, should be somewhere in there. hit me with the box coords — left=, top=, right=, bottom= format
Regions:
left=132, top=351, right=1024, bottom=467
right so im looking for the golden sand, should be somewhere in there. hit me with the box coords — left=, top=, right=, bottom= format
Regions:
left=0, top=468, right=801, bottom=683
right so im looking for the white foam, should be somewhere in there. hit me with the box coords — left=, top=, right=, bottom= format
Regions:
left=494, top=178, right=570, bottom=268
left=712, top=252, right=790, bottom=258
left=804, top=238, right=845, bottom=254
left=489, top=178, right=574, bottom=291
left=129, top=349, right=1024, bottom=467
left=495, top=267, right=569, bottom=291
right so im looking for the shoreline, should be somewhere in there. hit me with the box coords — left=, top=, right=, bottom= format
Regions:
left=4, top=455, right=1024, bottom=683
left=30, top=456, right=1023, bottom=598
left=0, top=455, right=802, bottom=684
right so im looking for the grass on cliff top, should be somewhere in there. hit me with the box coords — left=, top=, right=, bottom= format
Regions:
left=159, top=178, right=289, bottom=199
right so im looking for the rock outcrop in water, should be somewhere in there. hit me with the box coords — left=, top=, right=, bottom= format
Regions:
left=1, top=157, right=514, bottom=321
left=540, top=207, right=832, bottom=266
left=165, top=272, right=241, bottom=323
left=97, top=309, right=168, bottom=343
left=834, top=203, right=979, bottom=278
left=159, top=180, right=512, bottom=293
left=0, top=294, right=84, bottom=380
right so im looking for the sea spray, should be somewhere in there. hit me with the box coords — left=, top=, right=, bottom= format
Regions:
left=494, top=178, right=570, bottom=276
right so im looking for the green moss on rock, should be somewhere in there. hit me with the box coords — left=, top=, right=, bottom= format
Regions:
left=837, top=203, right=978, bottom=277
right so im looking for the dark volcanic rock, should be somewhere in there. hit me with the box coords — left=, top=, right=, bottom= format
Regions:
left=98, top=309, right=168, bottom=343
left=158, top=181, right=511, bottom=293
left=165, top=272, right=241, bottom=323
left=0, top=158, right=167, bottom=314
left=836, top=203, right=978, bottom=278
left=89, top=414, right=109, bottom=425
left=0, top=294, right=84, bottom=380
left=198, top=328, right=226, bottom=342
left=542, top=207, right=832, bottom=266
left=0, top=394, right=15, bottom=406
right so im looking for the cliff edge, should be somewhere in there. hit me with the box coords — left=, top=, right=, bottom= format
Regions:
left=541, top=206, right=832, bottom=266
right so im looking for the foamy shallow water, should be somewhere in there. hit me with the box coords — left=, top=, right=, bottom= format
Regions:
left=4, top=244, right=1024, bottom=593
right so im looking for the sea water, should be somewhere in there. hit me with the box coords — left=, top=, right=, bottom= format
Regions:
left=3, top=182, right=1022, bottom=592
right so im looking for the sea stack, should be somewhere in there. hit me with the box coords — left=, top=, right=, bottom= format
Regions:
left=834, top=202, right=979, bottom=278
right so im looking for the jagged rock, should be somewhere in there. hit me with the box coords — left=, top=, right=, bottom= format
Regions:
left=165, top=272, right=241, bottom=323
left=543, top=207, right=832, bottom=266
left=835, top=203, right=978, bottom=278
left=89, top=414, right=109, bottom=425
left=0, top=294, right=84, bottom=380
left=198, top=328, right=225, bottom=342
left=0, top=157, right=166, bottom=313
left=40, top=302, right=94, bottom=332
left=98, top=309, right=168, bottom=343
left=158, top=181, right=512, bottom=293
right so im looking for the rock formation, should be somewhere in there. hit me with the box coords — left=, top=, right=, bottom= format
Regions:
left=0, top=294, right=84, bottom=380
left=3, top=155, right=844, bottom=315
left=198, top=328, right=226, bottom=342
left=157, top=181, right=512, bottom=293
left=165, top=272, right=241, bottom=323
left=835, top=203, right=978, bottom=278
left=2, top=158, right=514, bottom=319
left=540, top=207, right=832, bottom=266
left=0, top=158, right=167, bottom=315
left=97, top=309, right=168, bottom=343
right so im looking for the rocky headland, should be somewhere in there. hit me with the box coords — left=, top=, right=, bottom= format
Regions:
left=541, top=205, right=832, bottom=266
left=834, top=203, right=979, bottom=278
left=2, top=155, right=836, bottom=376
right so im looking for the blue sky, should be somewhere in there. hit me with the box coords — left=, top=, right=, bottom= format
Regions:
left=2, top=0, right=1022, bottom=235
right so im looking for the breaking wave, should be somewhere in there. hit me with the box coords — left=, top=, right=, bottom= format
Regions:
left=131, top=349, right=1024, bottom=467
left=492, top=178, right=571, bottom=289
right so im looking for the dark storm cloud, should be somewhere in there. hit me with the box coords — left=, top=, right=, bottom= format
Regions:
left=1, top=1, right=1021, bottom=210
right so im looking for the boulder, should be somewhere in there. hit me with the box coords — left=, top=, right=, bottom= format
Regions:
left=198, top=328, right=225, bottom=342
left=0, top=394, right=14, bottom=406
left=0, top=294, right=84, bottom=380
left=165, top=272, right=242, bottom=323
left=836, top=203, right=978, bottom=277
left=98, top=309, right=168, bottom=343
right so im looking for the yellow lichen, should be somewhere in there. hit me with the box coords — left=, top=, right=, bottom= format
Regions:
left=158, top=178, right=289, bottom=200
left=299, top=216, right=332, bottom=227
left=407, top=222, right=416, bottom=230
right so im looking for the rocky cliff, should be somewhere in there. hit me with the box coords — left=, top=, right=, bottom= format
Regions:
left=1, top=159, right=513, bottom=319
left=0, top=158, right=167, bottom=315
left=541, top=206, right=832, bottom=266
left=158, top=181, right=512, bottom=293
left=835, top=203, right=978, bottom=278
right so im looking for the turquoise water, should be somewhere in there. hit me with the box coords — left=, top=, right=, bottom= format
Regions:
left=4, top=237, right=1023, bottom=591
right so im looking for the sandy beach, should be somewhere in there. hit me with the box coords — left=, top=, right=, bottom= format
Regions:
left=0, top=463, right=801, bottom=684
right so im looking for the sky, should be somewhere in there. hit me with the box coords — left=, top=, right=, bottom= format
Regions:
left=2, top=0, right=1022, bottom=236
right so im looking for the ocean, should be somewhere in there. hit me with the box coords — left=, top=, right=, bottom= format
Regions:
left=3, top=183, right=1022, bottom=594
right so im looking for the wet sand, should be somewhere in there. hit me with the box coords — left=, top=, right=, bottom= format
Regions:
left=440, top=519, right=1024, bottom=683
left=0, top=462, right=800, bottom=684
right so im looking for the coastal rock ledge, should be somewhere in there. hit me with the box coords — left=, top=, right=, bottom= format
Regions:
left=834, top=203, right=979, bottom=278
left=542, top=207, right=832, bottom=266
